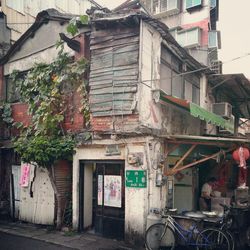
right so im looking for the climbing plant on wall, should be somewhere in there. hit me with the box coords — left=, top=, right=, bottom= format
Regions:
left=11, top=15, right=89, bottom=229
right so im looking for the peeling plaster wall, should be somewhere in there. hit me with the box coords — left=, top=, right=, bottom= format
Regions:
left=72, top=136, right=167, bottom=246
left=139, top=21, right=202, bottom=135
left=4, top=21, right=76, bottom=75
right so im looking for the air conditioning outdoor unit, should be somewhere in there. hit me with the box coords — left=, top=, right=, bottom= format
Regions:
left=218, top=115, right=235, bottom=134
left=212, top=102, right=232, bottom=119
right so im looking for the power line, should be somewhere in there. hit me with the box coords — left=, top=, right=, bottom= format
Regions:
left=140, top=52, right=250, bottom=84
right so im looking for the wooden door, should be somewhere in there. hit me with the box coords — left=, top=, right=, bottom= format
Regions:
left=93, top=162, right=125, bottom=239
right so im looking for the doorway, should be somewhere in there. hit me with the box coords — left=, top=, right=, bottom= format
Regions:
left=79, top=161, right=125, bottom=240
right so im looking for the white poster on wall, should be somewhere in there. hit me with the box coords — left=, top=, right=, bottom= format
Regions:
left=104, top=175, right=122, bottom=208
left=97, top=175, right=103, bottom=206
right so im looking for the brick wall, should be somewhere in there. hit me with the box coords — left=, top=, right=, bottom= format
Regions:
left=11, top=103, right=31, bottom=126
left=62, top=90, right=84, bottom=132
left=91, top=114, right=140, bottom=132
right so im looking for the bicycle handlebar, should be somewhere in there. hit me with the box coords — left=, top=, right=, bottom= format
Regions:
left=219, top=203, right=230, bottom=210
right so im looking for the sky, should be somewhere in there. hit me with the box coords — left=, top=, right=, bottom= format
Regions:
left=218, top=0, right=250, bottom=78
left=96, top=0, right=250, bottom=78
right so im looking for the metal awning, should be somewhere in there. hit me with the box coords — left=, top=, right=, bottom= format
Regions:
left=208, top=74, right=250, bottom=118
left=152, top=89, right=234, bottom=133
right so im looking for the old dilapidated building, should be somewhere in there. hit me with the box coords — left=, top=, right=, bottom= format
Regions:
left=0, top=9, right=90, bottom=225
left=71, top=11, right=248, bottom=246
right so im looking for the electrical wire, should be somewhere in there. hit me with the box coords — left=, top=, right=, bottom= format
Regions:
left=139, top=52, right=250, bottom=84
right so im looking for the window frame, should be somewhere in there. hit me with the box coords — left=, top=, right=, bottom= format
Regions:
left=208, top=30, right=221, bottom=49
left=176, top=27, right=201, bottom=48
left=151, top=0, right=181, bottom=16
left=186, top=0, right=202, bottom=10
left=160, top=46, right=201, bottom=105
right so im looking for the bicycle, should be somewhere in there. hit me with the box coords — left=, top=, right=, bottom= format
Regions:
left=145, top=208, right=231, bottom=250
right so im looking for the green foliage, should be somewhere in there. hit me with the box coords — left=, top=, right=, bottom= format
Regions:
left=14, top=135, right=75, bottom=168
left=67, top=15, right=89, bottom=36
left=1, top=103, right=14, bottom=125
left=11, top=47, right=90, bottom=168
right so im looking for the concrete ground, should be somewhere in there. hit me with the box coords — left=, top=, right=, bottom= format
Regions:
left=0, top=219, right=139, bottom=250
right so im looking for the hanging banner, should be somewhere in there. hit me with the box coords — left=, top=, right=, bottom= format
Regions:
left=104, top=175, right=122, bottom=208
left=19, top=163, right=30, bottom=187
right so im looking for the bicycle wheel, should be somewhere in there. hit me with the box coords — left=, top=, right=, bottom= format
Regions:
left=195, top=227, right=230, bottom=250
left=145, top=223, right=176, bottom=250
left=225, top=230, right=234, bottom=250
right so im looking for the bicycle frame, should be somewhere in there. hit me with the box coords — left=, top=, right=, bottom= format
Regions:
left=162, top=215, right=226, bottom=248
left=163, top=215, right=200, bottom=246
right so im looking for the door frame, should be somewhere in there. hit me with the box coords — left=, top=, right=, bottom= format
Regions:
left=78, top=160, right=125, bottom=232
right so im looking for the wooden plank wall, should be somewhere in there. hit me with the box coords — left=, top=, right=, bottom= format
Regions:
left=89, top=27, right=139, bottom=117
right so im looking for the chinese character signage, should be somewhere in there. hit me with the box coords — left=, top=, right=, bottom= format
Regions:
left=126, top=170, right=147, bottom=188
left=19, top=164, right=30, bottom=187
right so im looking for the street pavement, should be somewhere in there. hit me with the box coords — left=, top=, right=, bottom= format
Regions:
left=0, top=219, right=137, bottom=250
left=0, top=231, right=74, bottom=250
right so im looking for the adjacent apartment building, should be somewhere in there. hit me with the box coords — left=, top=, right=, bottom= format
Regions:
left=116, top=0, right=220, bottom=71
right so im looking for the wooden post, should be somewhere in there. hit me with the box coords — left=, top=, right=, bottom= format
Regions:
left=166, top=148, right=234, bottom=176
left=171, top=144, right=196, bottom=171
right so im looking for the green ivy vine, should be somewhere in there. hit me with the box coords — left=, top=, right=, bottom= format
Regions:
left=0, top=103, right=14, bottom=126
left=11, top=44, right=89, bottom=167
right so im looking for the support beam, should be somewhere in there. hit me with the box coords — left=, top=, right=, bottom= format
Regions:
left=165, top=148, right=234, bottom=176
left=171, top=144, right=196, bottom=171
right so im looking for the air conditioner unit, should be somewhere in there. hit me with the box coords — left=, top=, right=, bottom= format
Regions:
left=218, top=115, right=234, bottom=134
left=212, top=102, right=232, bottom=119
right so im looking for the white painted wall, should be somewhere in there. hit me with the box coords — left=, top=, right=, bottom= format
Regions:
left=3, top=21, right=81, bottom=75
left=11, top=165, right=21, bottom=218
left=72, top=137, right=167, bottom=243
left=72, top=144, right=126, bottom=229
left=138, top=21, right=202, bottom=135
left=19, top=165, right=55, bottom=225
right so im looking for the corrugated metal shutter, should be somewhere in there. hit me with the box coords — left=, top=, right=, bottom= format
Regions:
left=54, top=160, right=72, bottom=223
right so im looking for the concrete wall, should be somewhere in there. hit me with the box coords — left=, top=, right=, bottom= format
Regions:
left=1, top=0, right=93, bottom=42
left=138, top=21, right=203, bottom=135
left=4, top=21, right=73, bottom=75
left=157, top=0, right=211, bottom=65
left=72, top=136, right=167, bottom=246
left=158, top=0, right=210, bottom=28
left=2, top=22, right=90, bottom=133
